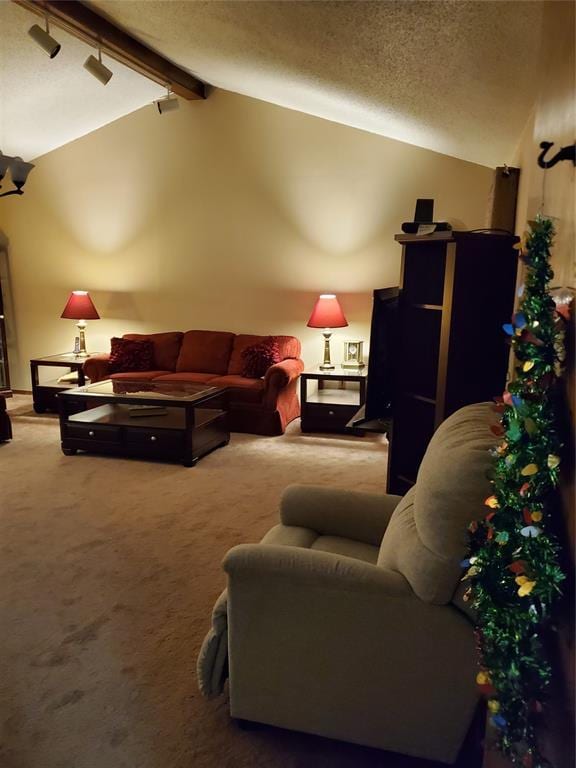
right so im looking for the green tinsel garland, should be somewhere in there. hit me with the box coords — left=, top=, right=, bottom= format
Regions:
left=463, top=216, right=569, bottom=768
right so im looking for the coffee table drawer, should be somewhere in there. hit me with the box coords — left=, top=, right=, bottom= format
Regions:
left=65, top=423, right=121, bottom=442
left=125, top=427, right=184, bottom=450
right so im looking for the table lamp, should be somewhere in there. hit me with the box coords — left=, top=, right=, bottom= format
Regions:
left=307, top=294, right=348, bottom=370
left=60, top=290, right=100, bottom=357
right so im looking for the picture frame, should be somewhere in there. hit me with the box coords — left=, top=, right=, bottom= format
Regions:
left=342, top=340, right=365, bottom=369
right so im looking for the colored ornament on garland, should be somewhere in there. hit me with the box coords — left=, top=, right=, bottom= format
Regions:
left=464, top=216, right=570, bottom=768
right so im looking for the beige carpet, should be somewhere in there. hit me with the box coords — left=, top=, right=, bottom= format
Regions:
left=0, top=397, right=475, bottom=768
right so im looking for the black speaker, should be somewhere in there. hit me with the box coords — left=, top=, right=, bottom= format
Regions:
left=414, top=198, right=434, bottom=223
left=489, top=167, right=520, bottom=233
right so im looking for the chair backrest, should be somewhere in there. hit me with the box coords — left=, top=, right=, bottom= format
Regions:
left=377, top=403, right=498, bottom=604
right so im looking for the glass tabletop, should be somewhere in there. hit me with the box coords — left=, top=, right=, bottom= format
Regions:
left=62, top=379, right=224, bottom=403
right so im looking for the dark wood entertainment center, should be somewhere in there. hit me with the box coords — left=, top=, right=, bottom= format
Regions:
left=0, top=273, right=12, bottom=442
left=386, top=231, right=519, bottom=495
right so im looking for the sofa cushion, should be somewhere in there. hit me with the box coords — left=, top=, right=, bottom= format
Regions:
left=153, top=372, right=218, bottom=385
left=241, top=337, right=281, bottom=378
left=123, top=332, right=183, bottom=371
left=109, top=337, right=154, bottom=373
left=208, top=375, right=265, bottom=404
left=176, top=331, right=235, bottom=375
left=110, top=370, right=173, bottom=381
left=378, top=403, right=498, bottom=604
left=228, top=334, right=301, bottom=375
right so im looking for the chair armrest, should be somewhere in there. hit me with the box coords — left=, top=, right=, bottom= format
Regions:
left=83, top=353, right=110, bottom=382
left=279, top=484, right=402, bottom=546
left=264, top=358, right=304, bottom=392
left=224, top=544, right=410, bottom=597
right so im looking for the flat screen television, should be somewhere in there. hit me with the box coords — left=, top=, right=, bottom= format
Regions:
left=352, top=287, right=399, bottom=431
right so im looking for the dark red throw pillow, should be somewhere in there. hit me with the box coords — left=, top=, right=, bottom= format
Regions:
left=241, top=337, right=281, bottom=378
left=109, top=337, right=154, bottom=374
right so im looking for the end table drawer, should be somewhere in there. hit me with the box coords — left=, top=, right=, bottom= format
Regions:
left=65, top=423, right=121, bottom=442
left=125, top=427, right=184, bottom=450
left=302, top=403, right=358, bottom=431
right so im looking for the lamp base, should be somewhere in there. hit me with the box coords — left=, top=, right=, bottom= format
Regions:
left=75, top=321, right=89, bottom=357
left=318, top=330, right=335, bottom=370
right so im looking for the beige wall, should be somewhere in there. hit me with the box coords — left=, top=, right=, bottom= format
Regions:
left=498, top=4, right=575, bottom=768
left=0, top=88, right=493, bottom=390
left=513, top=1, right=575, bottom=288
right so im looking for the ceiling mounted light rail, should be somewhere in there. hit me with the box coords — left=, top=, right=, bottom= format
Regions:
left=0, top=152, right=35, bottom=198
left=14, top=0, right=206, bottom=100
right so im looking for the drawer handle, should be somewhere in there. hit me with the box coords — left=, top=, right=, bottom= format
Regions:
left=88, top=430, right=95, bottom=437
left=150, top=435, right=157, bottom=442
left=328, top=410, right=335, bottom=416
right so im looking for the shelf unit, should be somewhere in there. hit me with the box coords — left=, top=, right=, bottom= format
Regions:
left=386, top=231, right=519, bottom=495
left=0, top=272, right=12, bottom=441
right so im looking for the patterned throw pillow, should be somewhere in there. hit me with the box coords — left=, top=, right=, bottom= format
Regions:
left=109, top=337, right=154, bottom=373
left=241, top=337, right=281, bottom=378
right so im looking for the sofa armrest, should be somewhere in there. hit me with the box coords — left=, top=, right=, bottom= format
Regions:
left=279, top=484, right=402, bottom=546
left=83, top=353, right=111, bottom=382
left=224, top=543, right=410, bottom=597
left=264, top=358, right=304, bottom=392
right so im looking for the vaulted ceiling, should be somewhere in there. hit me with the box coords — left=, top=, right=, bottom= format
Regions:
left=1, top=0, right=544, bottom=166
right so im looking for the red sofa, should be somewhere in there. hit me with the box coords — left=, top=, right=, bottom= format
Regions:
left=83, top=331, right=304, bottom=436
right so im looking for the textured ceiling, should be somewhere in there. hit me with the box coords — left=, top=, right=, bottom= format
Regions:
left=1, top=0, right=544, bottom=166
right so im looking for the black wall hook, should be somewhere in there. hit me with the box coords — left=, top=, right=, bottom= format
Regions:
left=537, top=141, right=576, bottom=169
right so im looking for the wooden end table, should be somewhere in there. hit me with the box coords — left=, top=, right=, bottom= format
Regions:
left=300, top=368, right=367, bottom=433
left=30, top=354, right=92, bottom=413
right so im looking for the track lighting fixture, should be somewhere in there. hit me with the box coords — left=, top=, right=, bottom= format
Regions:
left=84, top=48, right=113, bottom=85
left=0, top=152, right=35, bottom=198
left=154, top=87, right=179, bottom=114
left=28, top=17, right=61, bottom=59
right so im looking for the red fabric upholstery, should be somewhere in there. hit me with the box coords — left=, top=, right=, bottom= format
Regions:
left=83, top=353, right=111, bottom=382
left=241, top=337, right=281, bottom=378
left=264, top=358, right=305, bottom=414
left=228, top=334, right=301, bottom=374
left=275, top=335, right=302, bottom=360
left=109, top=370, right=173, bottom=381
left=176, top=331, right=235, bottom=375
left=153, top=372, right=217, bottom=385
left=208, top=375, right=265, bottom=404
left=83, top=330, right=303, bottom=434
left=109, top=337, right=154, bottom=373
left=228, top=335, right=265, bottom=375
left=123, top=332, right=183, bottom=371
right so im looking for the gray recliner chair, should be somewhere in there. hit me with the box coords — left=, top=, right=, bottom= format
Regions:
left=198, top=403, right=497, bottom=764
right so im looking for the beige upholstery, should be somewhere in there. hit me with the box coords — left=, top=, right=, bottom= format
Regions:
left=198, top=403, right=498, bottom=763
left=378, top=403, right=497, bottom=603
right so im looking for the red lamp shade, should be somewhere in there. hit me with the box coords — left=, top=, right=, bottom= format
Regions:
left=307, top=294, right=348, bottom=329
left=60, top=290, right=100, bottom=320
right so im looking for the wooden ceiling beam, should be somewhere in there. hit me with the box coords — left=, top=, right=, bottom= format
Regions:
left=13, top=0, right=206, bottom=100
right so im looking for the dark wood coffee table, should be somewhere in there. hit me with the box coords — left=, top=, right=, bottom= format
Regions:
left=58, top=379, right=229, bottom=467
